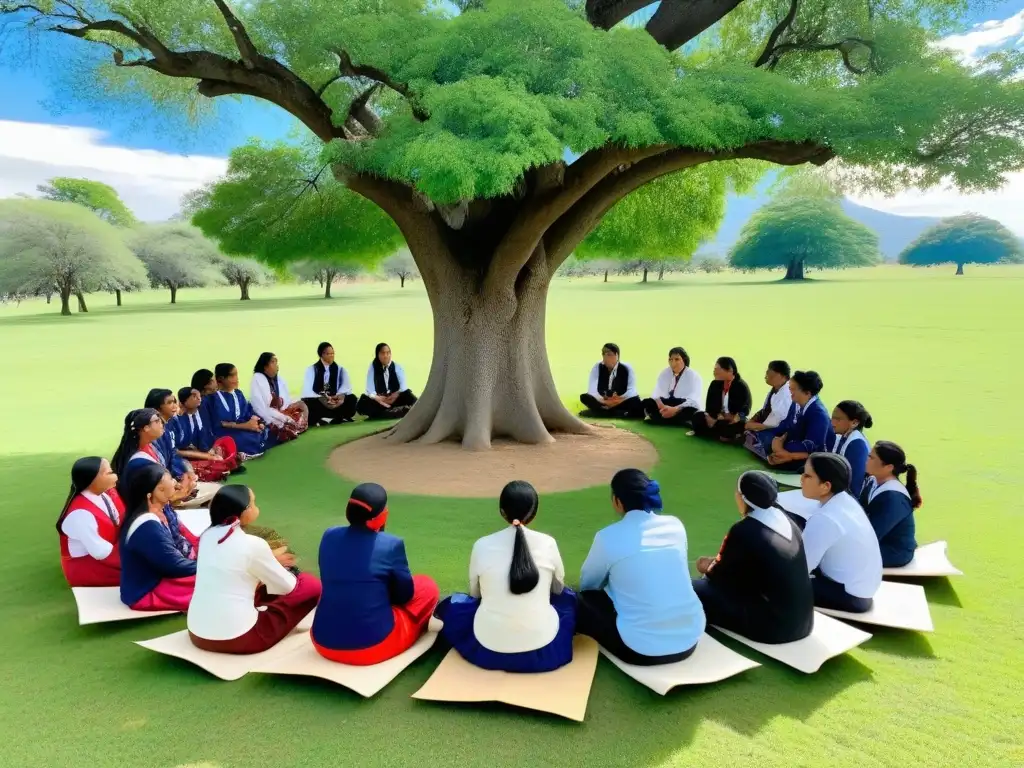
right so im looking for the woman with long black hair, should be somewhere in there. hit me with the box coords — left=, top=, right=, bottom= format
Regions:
left=118, top=463, right=197, bottom=612
left=209, top=363, right=272, bottom=458
left=690, top=356, right=752, bottom=442
left=576, top=469, right=705, bottom=666
left=301, top=342, right=357, bottom=425
left=828, top=400, right=873, bottom=496
left=861, top=441, right=922, bottom=568
left=56, top=457, right=124, bottom=587
left=187, top=485, right=321, bottom=654
left=357, top=343, right=418, bottom=420
left=693, top=471, right=814, bottom=643
left=250, top=352, right=309, bottom=442
left=435, top=481, right=576, bottom=673
left=800, top=453, right=883, bottom=613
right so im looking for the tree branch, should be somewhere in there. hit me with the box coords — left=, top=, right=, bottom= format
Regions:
left=755, top=0, right=801, bottom=68
left=333, top=48, right=429, bottom=121
left=346, top=83, right=384, bottom=136
left=766, top=37, right=878, bottom=74
left=645, top=0, right=747, bottom=50
left=585, top=0, right=654, bottom=30
left=211, top=0, right=260, bottom=69
left=546, top=140, right=834, bottom=269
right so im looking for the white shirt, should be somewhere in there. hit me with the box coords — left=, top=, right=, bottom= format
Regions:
left=469, top=526, right=565, bottom=654
left=365, top=362, right=407, bottom=396
left=866, top=477, right=911, bottom=503
left=61, top=491, right=120, bottom=559
left=249, top=373, right=295, bottom=427
left=650, top=366, right=703, bottom=409
left=760, top=383, right=793, bottom=428
left=187, top=525, right=298, bottom=641
left=587, top=361, right=639, bottom=400
left=803, top=492, right=883, bottom=599
left=777, top=489, right=822, bottom=521
left=301, top=363, right=352, bottom=399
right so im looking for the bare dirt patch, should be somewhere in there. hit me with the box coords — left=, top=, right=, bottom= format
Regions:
left=327, top=425, right=658, bottom=497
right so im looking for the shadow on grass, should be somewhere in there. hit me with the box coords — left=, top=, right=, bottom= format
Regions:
left=853, top=626, right=937, bottom=660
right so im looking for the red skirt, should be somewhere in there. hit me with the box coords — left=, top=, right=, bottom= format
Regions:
left=190, top=437, right=240, bottom=482
left=131, top=576, right=196, bottom=612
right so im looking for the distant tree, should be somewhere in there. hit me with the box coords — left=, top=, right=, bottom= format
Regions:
left=383, top=250, right=420, bottom=288
left=125, top=223, right=223, bottom=304
left=219, top=257, right=274, bottom=300
left=899, top=214, right=1024, bottom=275
left=729, top=197, right=881, bottom=280
left=37, top=178, right=137, bottom=227
left=0, top=199, right=146, bottom=315
left=698, top=258, right=726, bottom=274
left=291, top=259, right=366, bottom=298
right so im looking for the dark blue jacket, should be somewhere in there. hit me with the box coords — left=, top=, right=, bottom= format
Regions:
left=829, top=430, right=870, bottom=498
left=311, top=526, right=415, bottom=651
left=860, top=482, right=917, bottom=568
left=170, top=412, right=215, bottom=453
left=119, top=515, right=196, bottom=606
left=777, top=398, right=831, bottom=455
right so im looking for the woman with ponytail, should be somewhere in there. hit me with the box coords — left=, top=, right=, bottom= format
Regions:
left=434, top=481, right=576, bottom=673
left=118, top=463, right=197, bottom=612
left=56, top=457, right=124, bottom=587
left=187, top=486, right=321, bottom=654
left=861, top=441, right=921, bottom=568
left=311, top=483, right=439, bottom=666
left=112, top=408, right=196, bottom=505
left=828, top=400, right=874, bottom=496
left=576, top=469, right=705, bottom=666
left=800, top=453, right=883, bottom=613
left=692, top=472, right=814, bottom=643
left=691, top=356, right=752, bottom=443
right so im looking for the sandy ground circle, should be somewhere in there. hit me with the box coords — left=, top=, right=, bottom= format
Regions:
left=328, top=425, right=658, bottom=497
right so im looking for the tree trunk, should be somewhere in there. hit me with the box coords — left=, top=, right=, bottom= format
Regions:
left=400, top=274, right=406, bottom=288
left=170, top=284, right=178, bottom=304
left=45, top=293, right=52, bottom=305
left=239, top=279, right=251, bottom=300
left=75, top=291, right=88, bottom=313
left=603, top=269, right=608, bottom=283
left=59, top=286, right=72, bottom=316
left=324, top=271, right=336, bottom=299
left=956, top=263, right=964, bottom=275
left=784, top=259, right=805, bottom=280
left=115, top=289, right=122, bottom=307
left=658, top=266, right=665, bottom=280
left=385, top=243, right=591, bottom=451
left=641, top=268, right=648, bottom=283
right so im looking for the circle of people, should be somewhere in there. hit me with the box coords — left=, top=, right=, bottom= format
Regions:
left=54, top=340, right=923, bottom=673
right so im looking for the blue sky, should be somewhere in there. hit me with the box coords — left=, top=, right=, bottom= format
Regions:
left=0, top=0, right=1022, bottom=224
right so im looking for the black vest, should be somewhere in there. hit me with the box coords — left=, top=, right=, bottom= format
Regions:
left=597, top=363, right=630, bottom=397
left=373, top=362, right=400, bottom=395
left=313, top=361, right=341, bottom=396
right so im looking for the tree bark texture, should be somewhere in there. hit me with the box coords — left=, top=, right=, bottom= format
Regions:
left=324, top=275, right=334, bottom=299
left=400, top=274, right=406, bottom=288
left=956, top=263, right=964, bottom=275
left=784, top=259, right=806, bottom=280
left=75, top=291, right=88, bottom=313
left=239, top=279, right=251, bottom=300
left=169, top=285, right=178, bottom=304
left=658, top=267, right=665, bottom=280
left=641, top=268, right=649, bottom=283
left=59, top=286, right=72, bottom=316
left=603, top=270, right=609, bottom=283
left=115, top=289, right=122, bottom=306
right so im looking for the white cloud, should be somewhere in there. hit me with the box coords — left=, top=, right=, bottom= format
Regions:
left=935, top=9, right=1024, bottom=63
left=0, top=120, right=227, bottom=221
left=849, top=171, right=1024, bottom=234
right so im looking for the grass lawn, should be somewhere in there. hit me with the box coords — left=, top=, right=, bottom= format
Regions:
left=0, top=266, right=1020, bottom=768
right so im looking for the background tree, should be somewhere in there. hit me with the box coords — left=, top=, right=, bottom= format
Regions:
left=0, top=199, right=147, bottom=315
left=729, top=196, right=881, bottom=279
left=383, top=250, right=419, bottom=288
left=899, top=214, right=1024, bottom=275
left=219, top=256, right=274, bottom=300
left=125, top=223, right=223, bottom=304
left=6, top=0, right=1022, bottom=449
left=698, top=258, right=726, bottom=274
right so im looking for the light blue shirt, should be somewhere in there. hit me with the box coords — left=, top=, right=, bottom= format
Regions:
left=580, top=510, right=705, bottom=657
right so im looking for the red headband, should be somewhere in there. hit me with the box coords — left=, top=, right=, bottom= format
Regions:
left=217, top=516, right=241, bottom=543
left=349, top=498, right=389, bottom=532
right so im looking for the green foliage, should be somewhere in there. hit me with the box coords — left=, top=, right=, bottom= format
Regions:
left=728, top=196, right=881, bottom=272
left=188, top=141, right=402, bottom=269
left=36, top=177, right=138, bottom=227
left=219, top=256, right=275, bottom=285
left=899, top=214, right=1024, bottom=269
left=0, top=199, right=146, bottom=312
left=124, top=222, right=225, bottom=294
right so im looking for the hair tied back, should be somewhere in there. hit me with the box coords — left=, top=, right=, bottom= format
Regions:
left=643, top=479, right=664, bottom=511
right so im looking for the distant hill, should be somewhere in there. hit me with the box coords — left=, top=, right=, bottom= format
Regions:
left=698, top=196, right=943, bottom=262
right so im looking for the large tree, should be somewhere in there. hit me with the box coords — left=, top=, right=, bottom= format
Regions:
left=37, top=177, right=137, bottom=227
left=0, top=199, right=147, bottom=315
left=899, top=214, right=1024, bottom=275
left=125, top=223, right=223, bottom=303
left=5, top=0, right=1022, bottom=449
left=729, top=196, right=881, bottom=278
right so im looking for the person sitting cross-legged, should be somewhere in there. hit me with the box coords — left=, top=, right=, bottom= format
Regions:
left=579, top=343, right=644, bottom=420
left=642, top=346, right=703, bottom=426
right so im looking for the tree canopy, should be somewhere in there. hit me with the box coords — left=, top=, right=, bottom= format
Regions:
left=218, top=256, right=274, bottom=299
left=899, top=214, right=1024, bottom=274
left=124, top=223, right=224, bottom=303
left=36, top=178, right=137, bottom=227
left=729, top=196, right=881, bottom=279
left=0, top=199, right=147, bottom=315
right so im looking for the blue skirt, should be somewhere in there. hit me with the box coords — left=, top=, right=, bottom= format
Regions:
left=437, top=588, right=577, bottom=673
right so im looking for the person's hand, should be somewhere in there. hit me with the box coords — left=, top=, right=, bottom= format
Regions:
left=771, top=435, right=785, bottom=453
left=746, top=422, right=763, bottom=432
left=696, top=556, right=715, bottom=574
left=204, top=452, right=219, bottom=461
left=211, top=445, right=224, bottom=458
left=272, top=547, right=296, bottom=568
left=705, top=413, right=716, bottom=428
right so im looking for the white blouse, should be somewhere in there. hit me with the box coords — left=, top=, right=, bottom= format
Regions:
left=761, top=383, right=793, bottom=428
left=803, top=492, right=883, bottom=599
left=586, top=361, right=639, bottom=399
left=650, top=366, right=703, bottom=409
left=187, top=525, right=298, bottom=641
left=61, top=491, right=120, bottom=559
left=469, top=526, right=565, bottom=654
left=301, top=364, right=353, bottom=399
left=364, top=362, right=408, bottom=396
left=249, top=373, right=295, bottom=428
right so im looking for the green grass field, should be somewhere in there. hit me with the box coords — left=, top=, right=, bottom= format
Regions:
left=1, top=266, right=1021, bottom=768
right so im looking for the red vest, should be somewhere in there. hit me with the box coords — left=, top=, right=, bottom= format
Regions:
left=59, top=491, right=124, bottom=587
